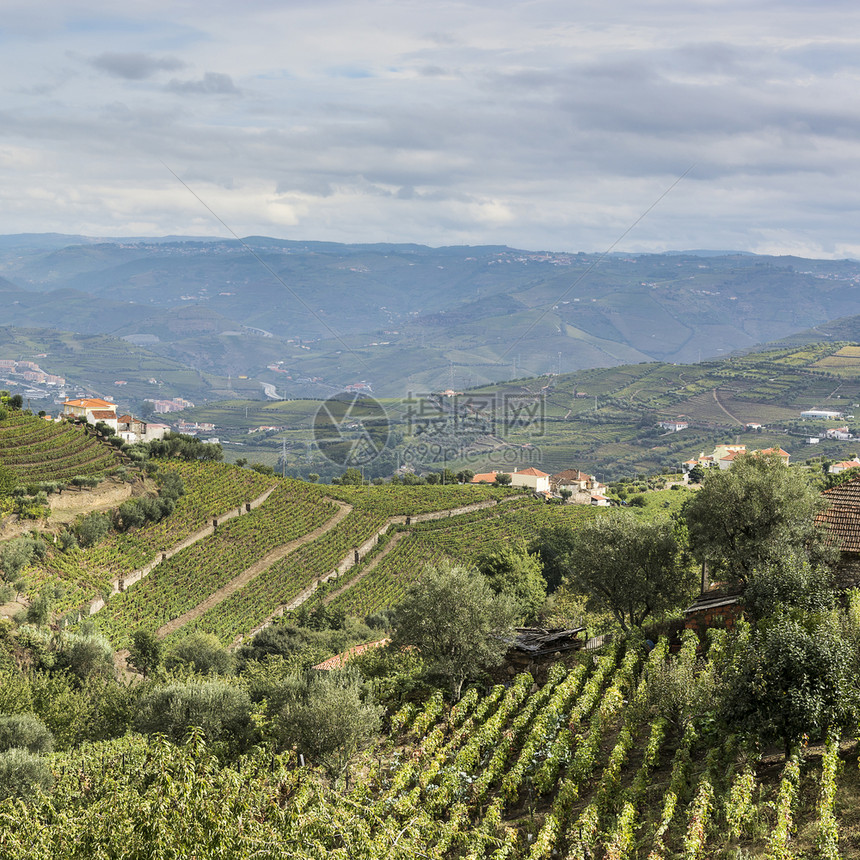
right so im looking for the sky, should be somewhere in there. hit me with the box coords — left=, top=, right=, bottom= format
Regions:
left=3, top=0, right=860, bottom=257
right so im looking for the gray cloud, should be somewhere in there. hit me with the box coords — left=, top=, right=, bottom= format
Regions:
left=166, top=72, right=240, bottom=95
left=89, top=52, right=185, bottom=80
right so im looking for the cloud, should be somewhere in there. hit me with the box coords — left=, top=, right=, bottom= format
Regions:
left=166, top=72, right=240, bottom=95
left=88, top=52, right=185, bottom=80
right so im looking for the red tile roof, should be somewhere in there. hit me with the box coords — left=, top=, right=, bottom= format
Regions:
left=470, top=472, right=498, bottom=483
left=516, top=467, right=549, bottom=477
left=313, top=639, right=390, bottom=671
left=819, top=477, right=860, bottom=552
left=551, top=469, right=592, bottom=482
left=64, top=397, right=116, bottom=409
left=90, top=410, right=117, bottom=421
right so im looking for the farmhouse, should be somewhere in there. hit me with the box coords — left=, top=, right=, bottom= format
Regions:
left=470, top=471, right=499, bottom=484
left=658, top=420, right=689, bottom=432
left=469, top=467, right=551, bottom=492
left=829, top=459, right=860, bottom=475
left=508, top=467, right=550, bottom=493
left=116, top=414, right=168, bottom=443
left=63, top=397, right=118, bottom=432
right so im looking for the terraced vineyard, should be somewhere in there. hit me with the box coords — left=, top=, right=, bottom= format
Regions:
left=27, top=461, right=277, bottom=609
left=328, top=498, right=599, bottom=618
left=68, top=477, right=521, bottom=648
left=304, top=633, right=859, bottom=858
left=7, top=632, right=855, bottom=858
left=90, top=479, right=336, bottom=646
left=0, top=412, right=121, bottom=482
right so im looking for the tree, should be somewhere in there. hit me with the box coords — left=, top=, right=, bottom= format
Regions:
left=494, top=472, right=512, bottom=486
left=0, top=714, right=54, bottom=754
left=57, top=630, right=116, bottom=681
left=165, top=631, right=233, bottom=675
left=390, top=563, right=517, bottom=700
left=564, top=511, right=696, bottom=631
left=742, top=548, right=835, bottom=622
left=0, top=535, right=46, bottom=598
left=339, top=467, right=364, bottom=485
left=683, top=453, right=832, bottom=584
left=721, top=618, right=856, bottom=754
left=76, top=512, right=111, bottom=548
left=129, top=629, right=163, bottom=677
left=531, top=525, right=580, bottom=592
left=0, top=748, right=54, bottom=800
left=475, top=540, right=547, bottom=624
left=277, top=669, right=382, bottom=783
left=134, top=680, right=256, bottom=754
left=687, top=464, right=706, bottom=484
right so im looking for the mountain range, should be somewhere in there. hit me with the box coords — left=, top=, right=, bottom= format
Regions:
left=2, top=234, right=860, bottom=400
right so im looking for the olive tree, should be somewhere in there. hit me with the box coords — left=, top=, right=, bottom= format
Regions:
left=277, top=669, right=382, bottom=783
left=683, top=453, right=832, bottom=584
left=475, top=540, right=547, bottom=623
left=0, top=714, right=54, bottom=754
left=390, top=563, right=516, bottom=700
left=563, top=510, right=696, bottom=631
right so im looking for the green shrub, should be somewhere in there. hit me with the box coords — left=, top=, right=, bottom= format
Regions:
left=165, top=632, right=233, bottom=676
left=76, top=512, right=110, bottom=547
left=134, top=680, right=256, bottom=753
left=0, top=747, right=54, bottom=800
left=0, top=714, right=54, bottom=754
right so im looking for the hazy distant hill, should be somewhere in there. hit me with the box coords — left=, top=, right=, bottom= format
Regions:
left=2, top=235, right=860, bottom=397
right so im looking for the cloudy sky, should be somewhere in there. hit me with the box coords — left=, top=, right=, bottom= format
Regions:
left=3, top=0, right=860, bottom=257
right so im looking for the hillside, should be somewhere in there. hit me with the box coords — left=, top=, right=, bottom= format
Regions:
left=1, top=433, right=859, bottom=858
left=0, top=411, right=123, bottom=483
left=4, top=235, right=860, bottom=397
left=2, top=633, right=859, bottom=858
left=171, top=341, right=860, bottom=481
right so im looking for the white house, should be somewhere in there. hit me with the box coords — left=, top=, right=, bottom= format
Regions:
left=116, top=414, right=169, bottom=443
left=658, top=421, right=689, bottom=432
left=508, top=467, right=551, bottom=493
left=829, top=459, right=860, bottom=475
left=63, top=397, right=118, bottom=432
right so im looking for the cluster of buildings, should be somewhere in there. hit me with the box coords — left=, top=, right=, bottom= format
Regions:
left=807, top=425, right=856, bottom=445
left=61, top=398, right=168, bottom=443
left=682, top=444, right=790, bottom=472
left=0, top=359, right=65, bottom=388
left=471, top=466, right=609, bottom=505
left=176, top=420, right=215, bottom=435
left=145, top=397, right=195, bottom=414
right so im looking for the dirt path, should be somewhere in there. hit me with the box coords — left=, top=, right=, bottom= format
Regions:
left=321, top=531, right=406, bottom=606
left=712, top=387, right=743, bottom=425
left=155, top=500, right=353, bottom=638
left=87, top=483, right=278, bottom=615
left=230, top=496, right=525, bottom=648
